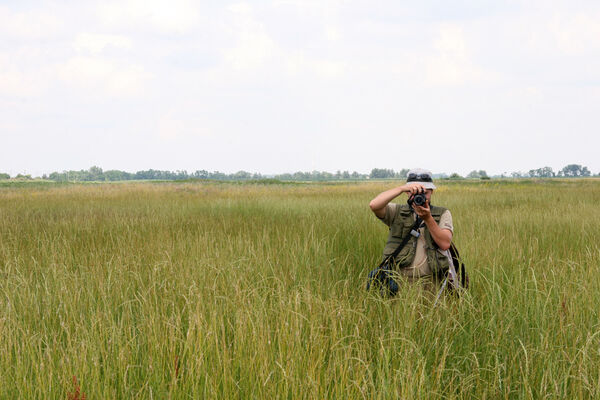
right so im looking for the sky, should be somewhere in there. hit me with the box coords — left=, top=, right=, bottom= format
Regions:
left=1, top=0, right=599, bottom=177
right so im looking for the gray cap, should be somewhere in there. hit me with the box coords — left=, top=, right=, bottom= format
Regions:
left=406, top=168, right=436, bottom=190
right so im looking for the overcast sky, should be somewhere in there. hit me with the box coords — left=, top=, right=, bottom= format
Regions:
left=1, top=0, right=599, bottom=177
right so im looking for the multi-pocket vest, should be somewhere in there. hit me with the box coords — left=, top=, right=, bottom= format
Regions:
left=383, top=204, right=450, bottom=276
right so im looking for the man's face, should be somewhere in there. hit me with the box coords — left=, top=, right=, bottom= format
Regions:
left=425, top=189, right=433, bottom=204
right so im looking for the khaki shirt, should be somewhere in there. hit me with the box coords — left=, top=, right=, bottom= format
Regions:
left=379, top=203, right=453, bottom=279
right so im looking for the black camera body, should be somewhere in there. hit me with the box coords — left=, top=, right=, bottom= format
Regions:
left=407, top=192, right=427, bottom=207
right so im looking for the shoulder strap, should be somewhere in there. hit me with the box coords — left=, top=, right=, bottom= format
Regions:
left=379, top=214, right=422, bottom=268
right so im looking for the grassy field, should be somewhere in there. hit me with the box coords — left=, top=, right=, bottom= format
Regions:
left=1, top=179, right=599, bottom=399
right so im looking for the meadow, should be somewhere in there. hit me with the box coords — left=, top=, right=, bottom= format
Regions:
left=0, top=179, right=599, bottom=399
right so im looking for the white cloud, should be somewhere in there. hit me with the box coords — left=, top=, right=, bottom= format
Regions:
left=222, top=3, right=275, bottom=71
left=0, top=53, right=53, bottom=97
left=325, top=25, right=342, bottom=41
left=0, top=5, right=62, bottom=39
left=510, top=9, right=600, bottom=59
left=157, top=113, right=190, bottom=140
left=549, top=12, right=600, bottom=55
left=223, top=29, right=275, bottom=71
left=73, top=33, right=133, bottom=55
left=0, top=65, right=41, bottom=97
left=283, top=51, right=346, bottom=78
left=272, top=0, right=343, bottom=17
left=58, top=56, right=153, bottom=97
left=423, top=24, right=499, bottom=86
left=97, top=0, right=201, bottom=34
left=218, top=2, right=346, bottom=80
left=155, top=107, right=215, bottom=142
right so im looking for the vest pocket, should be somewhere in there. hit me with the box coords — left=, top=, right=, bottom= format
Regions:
left=383, top=239, right=415, bottom=268
left=394, top=245, right=415, bottom=268
left=389, top=223, right=404, bottom=238
left=430, top=248, right=450, bottom=274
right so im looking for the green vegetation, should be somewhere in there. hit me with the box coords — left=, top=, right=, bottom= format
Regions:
left=1, top=180, right=599, bottom=398
left=5, top=163, right=596, bottom=183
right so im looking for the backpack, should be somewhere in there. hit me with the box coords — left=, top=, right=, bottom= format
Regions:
left=443, top=242, right=469, bottom=291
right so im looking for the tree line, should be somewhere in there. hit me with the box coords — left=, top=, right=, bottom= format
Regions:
left=0, top=164, right=596, bottom=182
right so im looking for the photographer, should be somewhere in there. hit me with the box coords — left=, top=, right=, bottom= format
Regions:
left=369, top=169, right=454, bottom=286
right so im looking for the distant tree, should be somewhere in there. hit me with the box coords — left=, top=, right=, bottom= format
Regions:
left=370, top=168, right=395, bottom=179
left=174, top=170, right=188, bottom=180
left=541, top=167, right=555, bottom=177
left=232, top=171, right=252, bottom=180
left=466, top=170, right=488, bottom=179
left=270, top=170, right=365, bottom=181
left=397, top=168, right=409, bottom=179
left=49, top=172, right=65, bottom=181
left=210, top=171, right=227, bottom=180
left=193, top=170, right=209, bottom=179
left=449, top=173, right=463, bottom=179
left=87, top=166, right=104, bottom=181
left=132, top=169, right=189, bottom=180
left=104, top=170, right=133, bottom=181
left=528, top=166, right=555, bottom=178
left=291, top=171, right=306, bottom=180
left=276, top=173, right=292, bottom=180
left=318, top=171, right=333, bottom=181
left=0, top=173, right=10, bottom=180
left=15, top=174, right=32, bottom=180
left=135, top=169, right=152, bottom=180
left=560, top=164, right=590, bottom=177
left=370, top=168, right=382, bottom=179
left=582, top=166, right=591, bottom=177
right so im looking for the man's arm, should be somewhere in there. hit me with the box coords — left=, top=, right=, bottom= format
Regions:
left=423, top=217, right=452, bottom=250
left=369, top=184, right=425, bottom=218
left=412, top=204, right=453, bottom=250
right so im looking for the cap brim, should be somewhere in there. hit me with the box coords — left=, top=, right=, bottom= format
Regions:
left=408, top=181, right=436, bottom=190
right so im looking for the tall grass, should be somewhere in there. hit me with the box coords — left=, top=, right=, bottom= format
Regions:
left=0, top=180, right=599, bottom=398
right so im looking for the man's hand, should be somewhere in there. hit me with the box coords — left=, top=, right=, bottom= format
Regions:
left=407, top=185, right=430, bottom=219
left=403, top=184, right=426, bottom=196
left=412, top=202, right=432, bottom=220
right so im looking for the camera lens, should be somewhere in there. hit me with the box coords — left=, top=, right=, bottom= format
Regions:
left=413, top=193, right=426, bottom=206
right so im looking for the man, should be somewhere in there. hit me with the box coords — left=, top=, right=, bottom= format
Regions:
left=369, top=168, right=454, bottom=286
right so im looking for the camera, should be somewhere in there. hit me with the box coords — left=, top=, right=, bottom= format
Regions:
left=407, top=191, right=427, bottom=207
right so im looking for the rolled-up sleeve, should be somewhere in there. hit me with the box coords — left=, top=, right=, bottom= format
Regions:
left=439, top=210, right=453, bottom=233
left=377, top=203, right=398, bottom=227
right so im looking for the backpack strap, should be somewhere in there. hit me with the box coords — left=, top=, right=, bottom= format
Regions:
left=449, top=243, right=469, bottom=289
